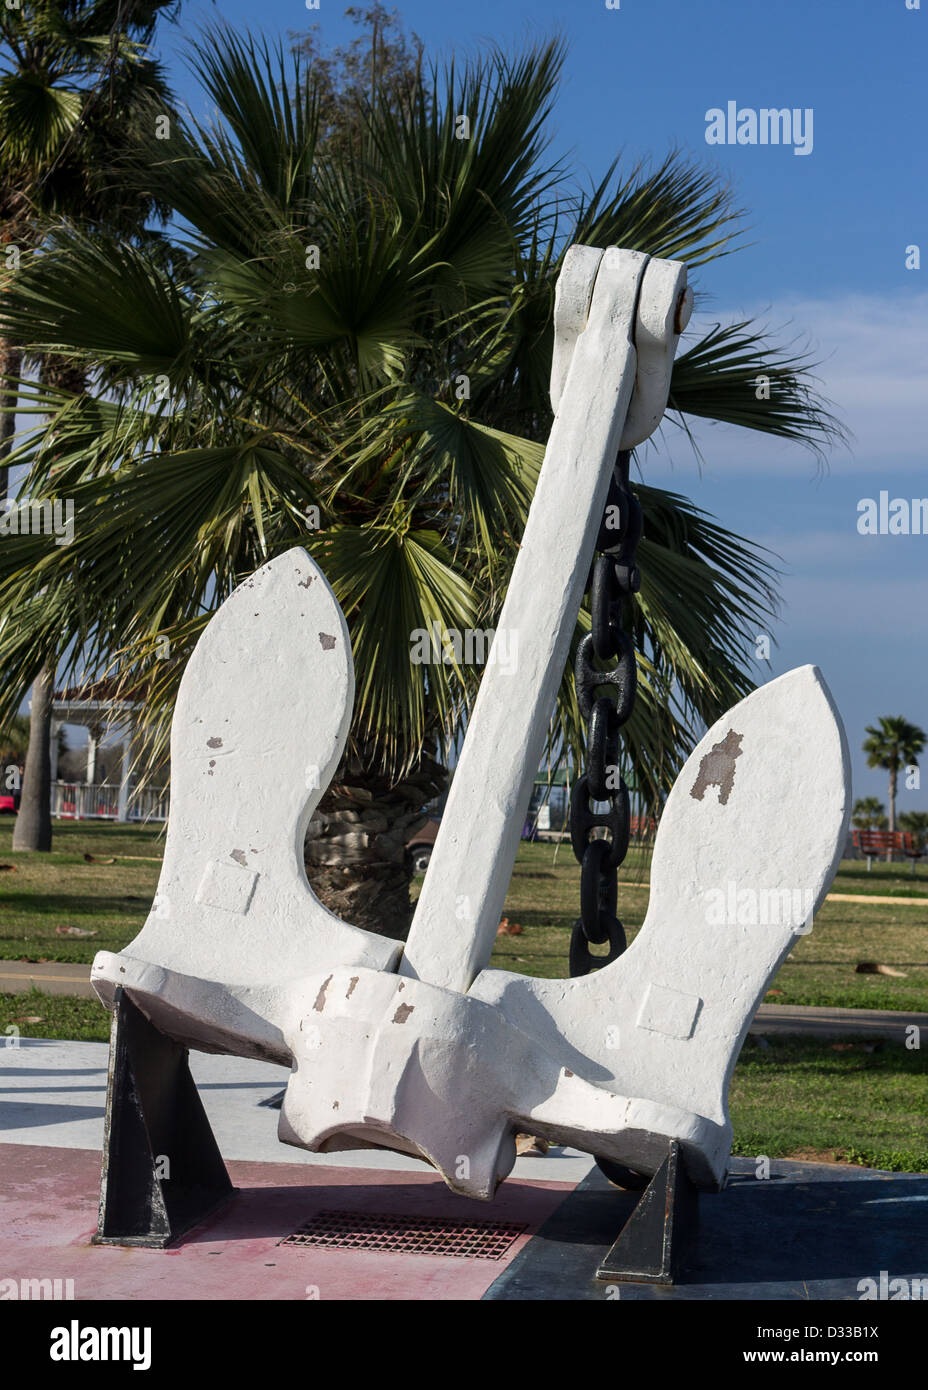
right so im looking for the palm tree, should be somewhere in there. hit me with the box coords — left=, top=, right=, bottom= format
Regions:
left=0, top=0, right=176, bottom=849
left=851, top=796, right=888, bottom=832
left=863, top=716, right=926, bottom=837
left=0, top=710, right=30, bottom=769
left=0, top=710, right=66, bottom=764
left=0, top=30, right=843, bottom=932
left=899, top=810, right=928, bottom=852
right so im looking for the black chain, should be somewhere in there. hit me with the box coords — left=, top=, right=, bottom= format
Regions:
left=569, top=450, right=641, bottom=978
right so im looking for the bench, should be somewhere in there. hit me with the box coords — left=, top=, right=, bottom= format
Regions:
left=851, top=828, right=922, bottom=873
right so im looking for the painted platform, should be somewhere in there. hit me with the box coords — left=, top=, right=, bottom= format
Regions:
left=1, top=1142, right=577, bottom=1301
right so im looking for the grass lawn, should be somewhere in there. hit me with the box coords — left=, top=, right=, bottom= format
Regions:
left=730, top=1035, right=927, bottom=1173
left=1, top=822, right=924, bottom=1174
left=2, top=822, right=927, bottom=1010
left=485, top=843, right=928, bottom=1011
left=0, top=820, right=164, bottom=962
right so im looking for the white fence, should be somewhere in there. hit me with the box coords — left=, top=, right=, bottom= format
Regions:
left=51, top=782, right=169, bottom=823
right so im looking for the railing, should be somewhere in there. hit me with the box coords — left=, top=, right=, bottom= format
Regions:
left=51, top=782, right=169, bottom=823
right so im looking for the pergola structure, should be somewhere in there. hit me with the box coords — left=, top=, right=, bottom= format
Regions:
left=51, top=681, right=142, bottom=822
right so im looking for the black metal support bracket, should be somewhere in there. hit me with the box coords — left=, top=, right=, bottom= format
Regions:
left=94, top=987, right=234, bottom=1248
left=595, top=1140, right=699, bottom=1284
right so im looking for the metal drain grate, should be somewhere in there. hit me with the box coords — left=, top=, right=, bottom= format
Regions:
left=279, top=1210, right=527, bottom=1260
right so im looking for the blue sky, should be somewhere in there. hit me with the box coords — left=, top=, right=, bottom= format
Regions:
left=154, top=0, right=926, bottom=808
left=37, top=1, right=928, bottom=807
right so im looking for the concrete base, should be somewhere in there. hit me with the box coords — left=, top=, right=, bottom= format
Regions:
left=485, top=1158, right=928, bottom=1300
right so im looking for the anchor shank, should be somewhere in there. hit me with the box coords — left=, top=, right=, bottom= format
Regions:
left=400, top=251, right=650, bottom=992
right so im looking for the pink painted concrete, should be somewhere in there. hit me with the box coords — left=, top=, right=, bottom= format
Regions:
left=0, top=1145, right=576, bottom=1300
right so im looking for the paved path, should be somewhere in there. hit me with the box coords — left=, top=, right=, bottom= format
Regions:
left=0, top=1037, right=597, bottom=1183
left=827, top=891, right=928, bottom=906
left=751, top=1003, right=928, bottom=1040
left=0, top=960, right=95, bottom=998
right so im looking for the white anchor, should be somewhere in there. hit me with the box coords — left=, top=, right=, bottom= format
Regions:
left=91, top=247, right=851, bottom=1203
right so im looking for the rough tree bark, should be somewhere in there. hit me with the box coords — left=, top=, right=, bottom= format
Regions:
left=305, top=748, right=446, bottom=940
left=9, top=356, right=87, bottom=851
left=12, top=663, right=54, bottom=851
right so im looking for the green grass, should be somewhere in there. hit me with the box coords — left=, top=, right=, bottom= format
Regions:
left=2, top=823, right=924, bottom=1174
left=827, top=859, right=928, bottom=897
left=730, top=1035, right=928, bottom=1172
left=1, top=822, right=926, bottom=1011
left=0, top=820, right=163, bottom=962
left=1, top=987, right=112, bottom=1042
left=3, top=991, right=924, bottom=1170
left=482, top=841, right=928, bottom=1011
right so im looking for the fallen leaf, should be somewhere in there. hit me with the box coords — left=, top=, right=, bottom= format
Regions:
left=515, top=1133, right=549, bottom=1157
left=82, top=853, right=116, bottom=864
left=855, top=961, right=907, bottom=977
left=765, top=988, right=784, bottom=997
left=12, top=1015, right=43, bottom=1024
left=0, top=864, right=17, bottom=872
left=55, top=925, right=97, bottom=938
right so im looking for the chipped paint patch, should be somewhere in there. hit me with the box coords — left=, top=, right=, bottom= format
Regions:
left=318, top=632, right=336, bottom=651
left=207, top=736, right=223, bottom=750
left=230, top=849, right=248, bottom=867
left=313, top=975, right=333, bottom=1013
left=690, top=729, right=743, bottom=807
left=392, top=1003, right=415, bottom=1024
left=346, top=976, right=359, bottom=999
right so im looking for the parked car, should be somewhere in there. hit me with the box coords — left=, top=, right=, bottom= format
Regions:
left=406, top=817, right=439, bottom=873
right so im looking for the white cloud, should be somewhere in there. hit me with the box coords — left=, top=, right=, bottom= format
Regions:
left=644, top=290, right=928, bottom=478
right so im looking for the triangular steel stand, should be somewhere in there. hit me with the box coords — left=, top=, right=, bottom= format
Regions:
left=93, top=988, right=234, bottom=1248
left=595, top=1140, right=699, bottom=1284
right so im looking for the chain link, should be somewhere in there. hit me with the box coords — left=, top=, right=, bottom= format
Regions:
left=569, top=450, right=641, bottom=977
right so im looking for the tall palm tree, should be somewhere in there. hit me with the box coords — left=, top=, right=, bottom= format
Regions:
left=0, top=0, right=176, bottom=849
left=0, top=31, right=843, bottom=932
left=863, top=716, right=926, bottom=836
left=851, top=796, right=888, bottom=832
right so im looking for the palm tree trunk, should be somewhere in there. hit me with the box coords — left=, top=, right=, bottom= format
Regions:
left=305, top=749, right=447, bottom=940
left=0, top=338, right=22, bottom=504
left=12, top=664, right=54, bottom=852
left=888, top=768, right=897, bottom=860
left=10, top=355, right=86, bottom=851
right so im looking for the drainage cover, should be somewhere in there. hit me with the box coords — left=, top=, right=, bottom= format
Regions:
left=279, top=1210, right=527, bottom=1260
